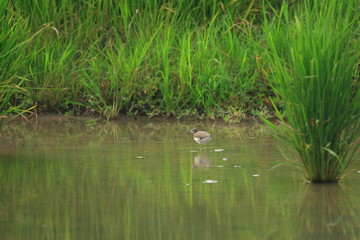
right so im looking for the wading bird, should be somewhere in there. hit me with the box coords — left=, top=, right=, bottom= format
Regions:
left=190, top=128, right=213, bottom=145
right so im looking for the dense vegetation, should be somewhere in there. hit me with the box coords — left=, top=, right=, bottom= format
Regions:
left=1, top=1, right=358, bottom=122
left=1, top=0, right=289, bottom=123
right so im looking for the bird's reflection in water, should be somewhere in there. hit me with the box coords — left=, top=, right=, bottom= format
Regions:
left=193, top=154, right=212, bottom=168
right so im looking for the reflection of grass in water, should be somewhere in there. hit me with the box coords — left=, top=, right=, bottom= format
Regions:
left=0, top=161, right=290, bottom=240
left=2, top=117, right=359, bottom=239
left=263, top=0, right=360, bottom=183
left=0, top=118, right=297, bottom=240
left=296, top=185, right=360, bottom=239
left=2, top=115, right=269, bottom=149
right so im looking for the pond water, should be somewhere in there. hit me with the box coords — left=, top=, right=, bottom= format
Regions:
left=0, top=116, right=359, bottom=240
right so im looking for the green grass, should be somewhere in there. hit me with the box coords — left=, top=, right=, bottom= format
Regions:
left=0, top=3, right=40, bottom=126
left=263, top=0, right=360, bottom=182
left=1, top=0, right=358, bottom=130
left=1, top=0, right=277, bottom=120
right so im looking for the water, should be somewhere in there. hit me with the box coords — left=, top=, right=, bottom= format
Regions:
left=0, top=116, right=359, bottom=240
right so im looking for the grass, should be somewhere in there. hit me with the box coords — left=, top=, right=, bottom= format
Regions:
left=0, top=3, right=40, bottom=126
left=2, top=0, right=277, bottom=120
left=263, top=0, right=360, bottom=182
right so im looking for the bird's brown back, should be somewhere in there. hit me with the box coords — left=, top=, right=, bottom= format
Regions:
left=194, top=131, right=211, bottom=139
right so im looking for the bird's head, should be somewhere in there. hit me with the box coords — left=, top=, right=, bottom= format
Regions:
left=190, top=128, right=198, bottom=134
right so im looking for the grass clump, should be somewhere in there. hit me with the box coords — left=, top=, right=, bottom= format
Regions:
left=263, top=0, right=360, bottom=182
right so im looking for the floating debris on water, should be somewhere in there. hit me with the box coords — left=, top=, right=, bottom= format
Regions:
left=252, top=174, right=260, bottom=177
left=190, top=150, right=198, bottom=152
left=203, top=180, right=219, bottom=183
left=214, top=149, right=224, bottom=152
left=234, top=165, right=242, bottom=168
left=135, top=156, right=144, bottom=159
left=216, top=165, right=224, bottom=168
left=222, top=157, right=228, bottom=161
left=357, top=170, right=360, bottom=173
left=185, top=183, right=191, bottom=186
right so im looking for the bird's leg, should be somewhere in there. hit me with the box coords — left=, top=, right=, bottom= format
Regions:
left=200, top=146, right=207, bottom=152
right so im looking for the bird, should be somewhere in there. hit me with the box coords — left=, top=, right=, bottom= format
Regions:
left=190, top=128, right=213, bottom=145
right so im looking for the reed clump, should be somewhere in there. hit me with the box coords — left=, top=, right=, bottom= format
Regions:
left=263, top=0, right=360, bottom=182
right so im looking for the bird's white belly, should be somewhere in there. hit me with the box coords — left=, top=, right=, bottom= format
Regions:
left=194, top=136, right=212, bottom=145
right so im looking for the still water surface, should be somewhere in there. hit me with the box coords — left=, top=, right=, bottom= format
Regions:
left=0, top=116, right=359, bottom=240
